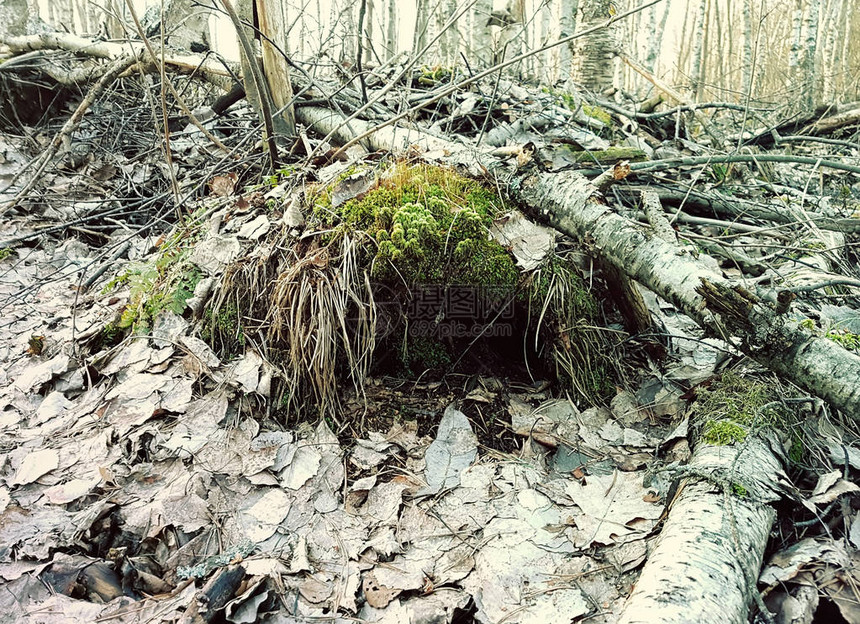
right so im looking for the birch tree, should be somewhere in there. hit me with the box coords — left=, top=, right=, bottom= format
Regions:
left=741, top=0, right=753, bottom=95
left=385, top=0, right=396, bottom=59
left=571, top=0, right=615, bottom=93
left=413, top=0, right=430, bottom=57
left=801, top=0, right=819, bottom=108
left=644, top=0, right=669, bottom=72
left=688, top=0, right=708, bottom=100
left=558, top=0, right=578, bottom=84
left=470, top=0, right=493, bottom=65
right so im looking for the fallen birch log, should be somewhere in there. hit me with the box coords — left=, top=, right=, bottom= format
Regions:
left=617, top=435, right=786, bottom=624
left=502, top=167, right=860, bottom=418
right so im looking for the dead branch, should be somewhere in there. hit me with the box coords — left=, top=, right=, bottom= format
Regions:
left=577, top=153, right=860, bottom=177
left=0, top=32, right=235, bottom=86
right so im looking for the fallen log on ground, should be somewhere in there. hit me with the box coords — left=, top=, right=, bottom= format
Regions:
left=618, top=433, right=787, bottom=624
left=499, top=166, right=860, bottom=418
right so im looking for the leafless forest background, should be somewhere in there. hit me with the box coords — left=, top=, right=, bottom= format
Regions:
left=9, top=0, right=860, bottom=111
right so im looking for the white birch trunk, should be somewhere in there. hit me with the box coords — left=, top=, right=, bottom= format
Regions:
left=821, top=0, right=838, bottom=101
left=385, top=0, right=396, bottom=58
left=801, top=0, right=819, bottom=108
left=644, top=0, right=669, bottom=75
left=558, top=0, right=577, bottom=85
left=161, top=0, right=213, bottom=52
left=571, top=0, right=614, bottom=93
left=741, top=0, right=753, bottom=95
left=363, top=0, right=375, bottom=65
left=470, top=0, right=493, bottom=65
left=447, top=0, right=459, bottom=64
left=688, top=0, right=707, bottom=100
left=413, top=0, right=430, bottom=56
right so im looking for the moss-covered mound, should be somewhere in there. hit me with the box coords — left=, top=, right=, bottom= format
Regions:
left=203, top=160, right=616, bottom=418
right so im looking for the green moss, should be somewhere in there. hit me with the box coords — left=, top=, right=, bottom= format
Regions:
left=0, top=248, right=12, bottom=261
left=309, top=162, right=517, bottom=290
left=703, top=419, right=749, bottom=445
left=788, top=434, right=805, bottom=465
left=201, top=302, right=244, bottom=355
left=694, top=371, right=791, bottom=446
left=581, top=104, right=613, bottom=126
left=401, top=336, right=451, bottom=374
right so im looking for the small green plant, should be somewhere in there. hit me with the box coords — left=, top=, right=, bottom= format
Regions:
left=107, top=215, right=205, bottom=333
left=826, top=329, right=860, bottom=351
left=709, top=163, right=730, bottom=184
left=799, top=318, right=816, bottom=331
left=703, top=420, right=749, bottom=445
left=797, top=318, right=859, bottom=351
left=417, top=65, right=454, bottom=85
left=0, top=248, right=12, bottom=261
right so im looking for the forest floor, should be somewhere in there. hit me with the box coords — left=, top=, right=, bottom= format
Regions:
left=0, top=46, right=859, bottom=624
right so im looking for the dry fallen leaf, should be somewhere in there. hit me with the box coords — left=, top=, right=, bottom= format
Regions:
left=362, top=571, right=401, bottom=609
left=12, top=449, right=60, bottom=486
left=209, top=172, right=238, bottom=196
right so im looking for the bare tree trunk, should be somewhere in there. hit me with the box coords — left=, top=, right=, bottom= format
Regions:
left=256, top=0, right=297, bottom=137
left=645, top=0, right=669, bottom=73
left=161, top=0, right=212, bottom=52
left=0, top=0, right=28, bottom=37
left=436, top=0, right=449, bottom=61
left=688, top=0, right=707, bottom=100
left=470, top=0, right=493, bottom=66
left=539, top=0, right=551, bottom=83
left=801, top=0, right=820, bottom=109
left=340, top=0, right=357, bottom=65
left=75, top=0, right=90, bottom=32
left=362, top=0, right=374, bottom=65
left=446, top=0, right=459, bottom=65
left=821, top=0, right=838, bottom=101
left=675, top=4, right=693, bottom=87
left=413, top=0, right=429, bottom=56
left=741, top=0, right=753, bottom=95
left=838, top=3, right=852, bottom=99
left=571, top=0, right=614, bottom=93
left=385, top=0, right=396, bottom=59
left=558, top=0, right=578, bottom=85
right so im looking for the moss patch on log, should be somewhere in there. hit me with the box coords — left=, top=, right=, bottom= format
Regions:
left=694, top=371, right=797, bottom=447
